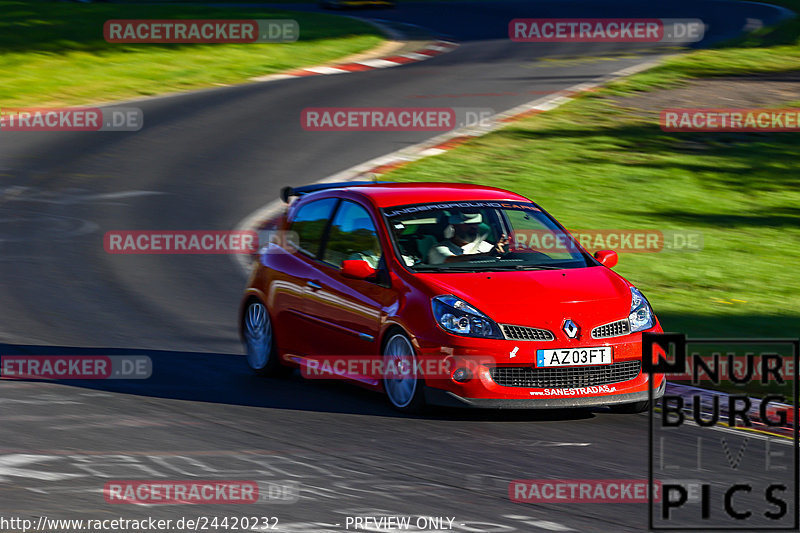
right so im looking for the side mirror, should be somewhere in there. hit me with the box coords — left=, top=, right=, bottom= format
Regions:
left=341, top=259, right=377, bottom=280
left=594, top=250, right=618, bottom=268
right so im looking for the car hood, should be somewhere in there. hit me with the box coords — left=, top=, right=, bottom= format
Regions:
left=415, top=266, right=633, bottom=331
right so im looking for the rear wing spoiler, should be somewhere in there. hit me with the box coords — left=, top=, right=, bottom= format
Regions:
left=280, top=180, right=390, bottom=203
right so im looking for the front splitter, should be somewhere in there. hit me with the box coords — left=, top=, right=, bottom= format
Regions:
left=425, top=379, right=666, bottom=409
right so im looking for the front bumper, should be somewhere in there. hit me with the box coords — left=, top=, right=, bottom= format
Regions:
left=414, top=327, right=664, bottom=405
left=426, top=378, right=666, bottom=409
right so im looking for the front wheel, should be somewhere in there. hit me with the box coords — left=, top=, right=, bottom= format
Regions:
left=382, top=332, right=426, bottom=413
left=242, top=300, right=287, bottom=376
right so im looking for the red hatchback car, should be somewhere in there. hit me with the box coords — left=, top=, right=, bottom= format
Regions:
left=240, top=182, right=665, bottom=412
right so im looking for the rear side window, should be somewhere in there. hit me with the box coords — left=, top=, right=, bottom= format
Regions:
left=323, top=201, right=382, bottom=268
left=289, top=198, right=338, bottom=257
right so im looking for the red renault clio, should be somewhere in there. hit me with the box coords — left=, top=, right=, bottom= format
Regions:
left=240, top=182, right=665, bottom=412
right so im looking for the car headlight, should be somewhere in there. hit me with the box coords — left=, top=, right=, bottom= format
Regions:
left=431, top=295, right=503, bottom=339
left=629, top=287, right=655, bottom=332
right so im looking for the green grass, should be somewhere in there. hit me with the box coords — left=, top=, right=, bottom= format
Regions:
left=606, top=1, right=800, bottom=94
left=0, top=1, right=384, bottom=106
left=382, top=2, right=800, bottom=397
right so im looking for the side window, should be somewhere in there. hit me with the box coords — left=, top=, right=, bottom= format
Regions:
left=289, top=198, right=338, bottom=257
left=323, top=201, right=383, bottom=269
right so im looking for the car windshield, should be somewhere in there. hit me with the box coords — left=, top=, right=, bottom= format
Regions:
left=383, top=200, right=593, bottom=272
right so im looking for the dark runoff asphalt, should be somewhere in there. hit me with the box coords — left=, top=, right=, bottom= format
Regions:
left=0, top=1, right=794, bottom=532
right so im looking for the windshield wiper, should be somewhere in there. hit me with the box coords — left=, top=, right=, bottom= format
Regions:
left=435, top=266, right=487, bottom=272
left=414, top=264, right=565, bottom=273
left=459, top=263, right=565, bottom=271
left=509, top=264, right=564, bottom=270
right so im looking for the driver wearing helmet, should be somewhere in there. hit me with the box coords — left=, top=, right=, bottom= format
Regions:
left=428, top=212, right=508, bottom=264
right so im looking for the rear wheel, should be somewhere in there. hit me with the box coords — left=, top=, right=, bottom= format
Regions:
left=243, top=300, right=287, bottom=376
left=382, top=332, right=426, bottom=413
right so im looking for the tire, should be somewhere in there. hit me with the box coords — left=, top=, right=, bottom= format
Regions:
left=608, top=400, right=650, bottom=413
left=242, top=300, right=287, bottom=376
left=382, top=332, right=426, bottom=413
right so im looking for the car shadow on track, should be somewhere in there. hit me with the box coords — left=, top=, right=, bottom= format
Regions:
left=0, top=344, right=601, bottom=421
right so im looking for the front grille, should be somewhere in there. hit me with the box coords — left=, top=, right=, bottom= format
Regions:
left=501, top=324, right=554, bottom=341
left=489, top=360, right=641, bottom=388
left=591, top=319, right=631, bottom=339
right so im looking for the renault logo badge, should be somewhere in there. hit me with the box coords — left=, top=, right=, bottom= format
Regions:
left=562, top=319, right=580, bottom=339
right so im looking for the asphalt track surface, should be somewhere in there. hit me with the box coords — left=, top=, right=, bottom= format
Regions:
left=0, top=1, right=794, bottom=531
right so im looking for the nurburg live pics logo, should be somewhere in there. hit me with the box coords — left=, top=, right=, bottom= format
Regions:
left=643, top=332, right=799, bottom=530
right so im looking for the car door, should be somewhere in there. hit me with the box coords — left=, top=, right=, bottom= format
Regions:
left=303, top=199, right=396, bottom=360
left=271, top=197, right=338, bottom=357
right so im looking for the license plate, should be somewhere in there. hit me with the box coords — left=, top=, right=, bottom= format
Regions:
left=536, top=347, right=612, bottom=367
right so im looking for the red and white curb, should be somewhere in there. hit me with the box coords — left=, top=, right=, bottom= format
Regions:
left=234, top=57, right=671, bottom=274
left=251, top=39, right=458, bottom=82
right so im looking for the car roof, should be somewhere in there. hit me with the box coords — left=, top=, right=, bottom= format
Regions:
left=317, top=182, right=532, bottom=208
